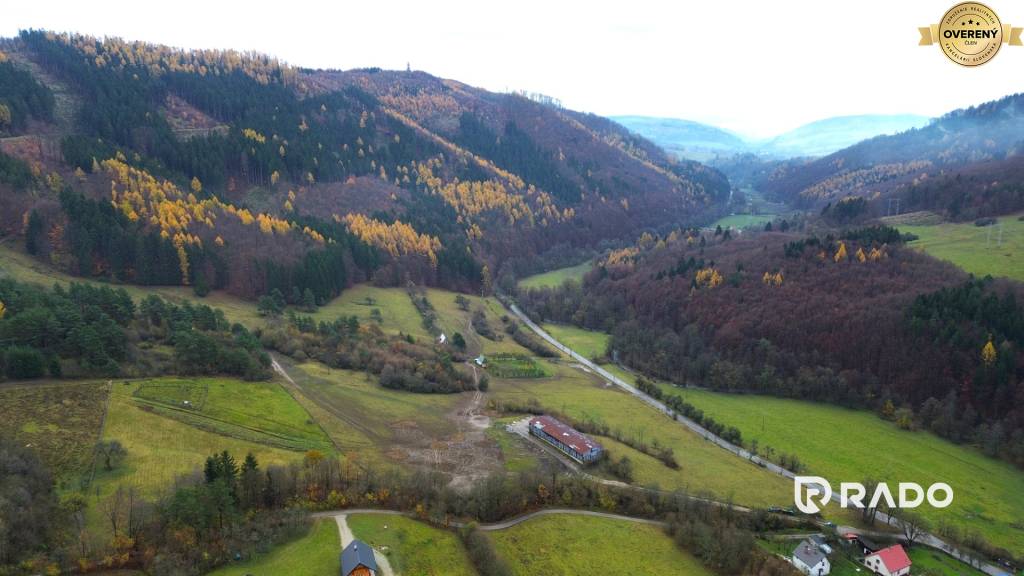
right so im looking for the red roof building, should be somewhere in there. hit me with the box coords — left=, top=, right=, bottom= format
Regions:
left=863, top=544, right=911, bottom=576
left=529, top=416, right=604, bottom=463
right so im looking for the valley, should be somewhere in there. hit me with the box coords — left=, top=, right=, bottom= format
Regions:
left=1, top=21, right=1024, bottom=576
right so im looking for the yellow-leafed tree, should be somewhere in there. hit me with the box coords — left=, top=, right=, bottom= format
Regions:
left=190, top=177, right=202, bottom=195
left=834, top=241, right=848, bottom=262
left=0, top=300, right=6, bottom=319
left=982, top=337, right=997, bottom=366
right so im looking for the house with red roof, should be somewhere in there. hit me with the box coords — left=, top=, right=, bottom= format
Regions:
left=863, top=544, right=912, bottom=576
left=529, top=415, right=603, bottom=464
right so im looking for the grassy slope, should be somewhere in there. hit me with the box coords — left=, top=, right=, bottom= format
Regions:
left=0, top=243, right=263, bottom=328
left=309, top=284, right=432, bottom=341
left=131, top=377, right=333, bottom=452
left=0, top=380, right=108, bottom=484
left=425, top=288, right=533, bottom=357
left=670, top=388, right=1024, bottom=552
left=348, top=514, right=476, bottom=576
left=899, top=213, right=1024, bottom=282
left=518, top=261, right=592, bottom=290
left=541, top=323, right=610, bottom=360
left=490, top=514, right=711, bottom=576
left=208, top=519, right=339, bottom=576
left=491, top=360, right=791, bottom=508
left=93, top=380, right=304, bottom=496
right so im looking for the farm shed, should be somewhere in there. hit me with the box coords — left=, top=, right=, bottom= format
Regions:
left=529, top=415, right=603, bottom=464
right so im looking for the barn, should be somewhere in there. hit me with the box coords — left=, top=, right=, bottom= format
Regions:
left=529, top=415, right=604, bottom=464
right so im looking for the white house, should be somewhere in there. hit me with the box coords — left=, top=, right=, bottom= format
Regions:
left=792, top=539, right=831, bottom=576
left=863, top=544, right=912, bottom=576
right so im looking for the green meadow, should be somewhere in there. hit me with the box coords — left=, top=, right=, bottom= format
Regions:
left=899, top=213, right=1024, bottom=282
left=667, top=388, right=1024, bottom=552
left=490, top=514, right=712, bottom=576
left=131, top=377, right=334, bottom=452
left=541, top=323, right=610, bottom=360
left=208, top=519, right=339, bottom=576
left=348, top=514, right=476, bottom=576
left=518, top=261, right=593, bottom=290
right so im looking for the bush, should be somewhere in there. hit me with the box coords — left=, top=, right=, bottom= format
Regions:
left=5, top=346, right=46, bottom=379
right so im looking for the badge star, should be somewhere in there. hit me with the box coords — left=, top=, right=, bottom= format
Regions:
left=968, top=19, right=974, bottom=24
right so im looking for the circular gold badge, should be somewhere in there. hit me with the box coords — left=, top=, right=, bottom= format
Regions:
left=939, top=2, right=1003, bottom=66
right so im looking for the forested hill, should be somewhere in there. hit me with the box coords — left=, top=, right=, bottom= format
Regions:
left=0, top=30, right=729, bottom=302
left=759, top=93, right=1024, bottom=221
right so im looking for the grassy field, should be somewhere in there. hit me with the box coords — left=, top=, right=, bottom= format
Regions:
left=93, top=380, right=305, bottom=497
left=898, top=213, right=1024, bottom=282
left=348, top=514, right=476, bottom=576
left=909, top=547, right=989, bottom=576
left=208, top=519, right=339, bottom=576
left=310, top=284, right=432, bottom=341
left=0, top=380, right=109, bottom=485
left=130, top=377, right=333, bottom=452
left=277, top=360, right=463, bottom=466
left=518, top=261, right=592, bottom=290
left=490, top=514, right=712, bottom=576
left=666, top=388, right=1024, bottom=552
left=712, top=213, right=775, bottom=230
left=491, top=360, right=792, bottom=508
left=0, top=242, right=264, bottom=328
left=541, top=323, right=610, bottom=360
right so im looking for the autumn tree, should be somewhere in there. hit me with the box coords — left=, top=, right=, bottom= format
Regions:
left=982, top=336, right=997, bottom=366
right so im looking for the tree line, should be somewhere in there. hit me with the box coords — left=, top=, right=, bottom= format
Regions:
left=0, top=278, right=269, bottom=381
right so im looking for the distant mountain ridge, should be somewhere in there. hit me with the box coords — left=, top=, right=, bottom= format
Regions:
left=612, top=114, right=931, bottom=160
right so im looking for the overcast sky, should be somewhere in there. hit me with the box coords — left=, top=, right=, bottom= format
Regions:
left=3, top=0, right=1023, bottom=138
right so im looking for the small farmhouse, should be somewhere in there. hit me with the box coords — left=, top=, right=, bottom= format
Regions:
left=863, top=544, right=911, bottom=576
left=529, top=415, right=603, bottom=463
left=792, top=538, right=831, bottom=576
left=341, top=539, right=378, bottom=576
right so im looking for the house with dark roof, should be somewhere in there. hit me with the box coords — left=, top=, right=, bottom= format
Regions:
left=529, top=415, right=603, bottom=464
left=863, top=544, right=912, bottom=576
left=341, top=539, right=378, bottom=576
left=792, top=538, right=831, bottom=576
left=809, top=534, right=833, bottom=555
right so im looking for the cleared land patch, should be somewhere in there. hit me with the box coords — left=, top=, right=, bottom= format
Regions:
left=0, top=380, right=108, bottom=484
left=518, top=261, right=593, bottom=290
left=898, top=213, right=1024, bottom=282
